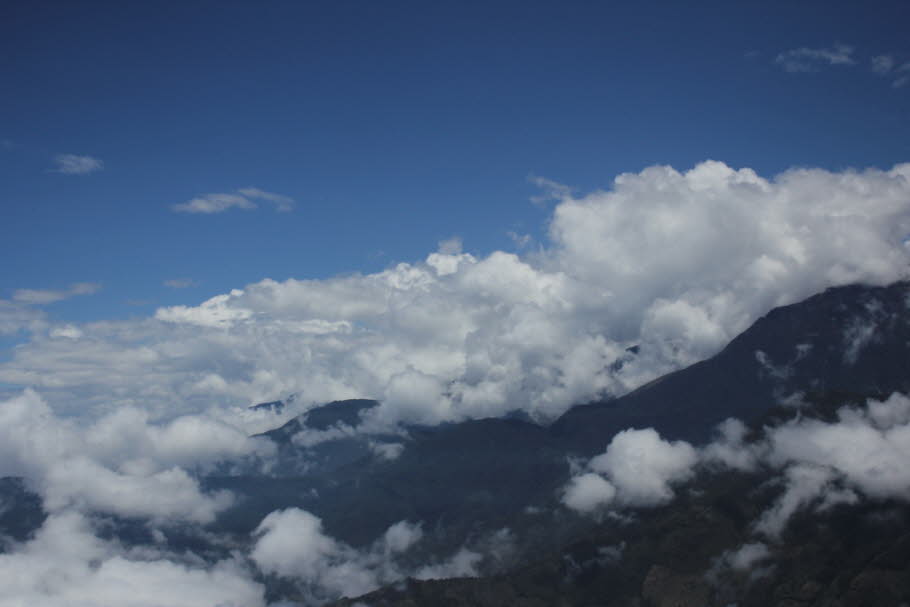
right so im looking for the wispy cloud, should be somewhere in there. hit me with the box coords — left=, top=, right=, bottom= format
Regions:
left=173, top=188, right=295, bottom=214
left=871, top=54, right=910, bottom=88
left=164, top=278, right=198, bottom=289
left=13, top=282, right=101, bottom=305
left=528, top=175, right=572, bottom=207
left=238, top=187, right=295, bottom=212
left=52, top=154, right=104, bottom=175
left=775, top=44, right=855, bottom=73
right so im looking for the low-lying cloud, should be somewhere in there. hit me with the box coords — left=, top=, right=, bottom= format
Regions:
left=0, top=390, right=273, bottom=523
left=564, top=393, right=910, bottom=539
left=251, top=507, right=482, bottom=603
left=0, top=511, right=265, bottom=607
left=562, top=428, right=697, bottom=512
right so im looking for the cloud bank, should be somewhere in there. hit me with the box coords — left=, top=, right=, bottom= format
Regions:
left=3, top=161, right=910, bottom=430
left=0, top=512, right=264, bottom=607
left=0, top=390, right=273, bottom=523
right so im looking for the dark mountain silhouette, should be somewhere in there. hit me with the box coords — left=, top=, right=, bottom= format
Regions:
left=3, top=281, right=910, bottom=606
left=208, top=282, right=910, bottom=550
left=553, top=281, right=910, bottom=451
left=331, top=390, right=910, bottom=607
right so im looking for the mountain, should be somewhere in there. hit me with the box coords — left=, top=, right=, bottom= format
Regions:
left=331, top=391, right=910, bottom=607
left=207, top=282, right=910, bottom=549
left=553, top=281, right=910, bottom=450
left=3, top=281, right=910, bottom=606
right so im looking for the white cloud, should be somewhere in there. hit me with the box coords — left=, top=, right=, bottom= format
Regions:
left=49, top=324, right=83, bottom=339
left=173, top=193, right=256, bottom=214
left=754, top=464, right=836, bottom=538
left=3, top=161, right=910, bottom=429
left=870, top=54, right=910, bottom=88
left=381, top=520, right=423, bottom=555
left=0, top=390, right=271, bottom=523
left=251, top=508, right=433, bottom=603
left=872, top=54, right=896, bottom=74
left=238, top=187, right=295, bottom=212
left=529, top=175, right=572, bottom=206
left=766, top=393, right=910, bottom=501
left=775, top=44, right=855, bottom=72
left=0, top=389, right=279, bottom=605
left=701, top=418, right=761, bottom=472
left=588, top=428, right=698, bottom=507
left=723, top=542, right=770, bottom=571
left=562, top=427, right=698, bottom=514
left=173, top=188, right=294, bottom=214
left=369, top=440, right=405, bottom=460
left=0, top=300, right=46, bottom=334
left=701, top=393, right=910, bottom=539
left=893, top=62, right=910, bottom=88
left=414, top=547, right=482, bottom=580
left=562, top=472, right=617, bottom=513
left=13, top=282, right=101, bottom=305
left=506, top=230, right=532, bottom=249
left=52, top=154, right=104, bottom=175
left=0, top=512, right=265, bottom=607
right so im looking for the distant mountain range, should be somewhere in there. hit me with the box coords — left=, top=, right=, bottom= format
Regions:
left=3, top=281, right=910, bottom=606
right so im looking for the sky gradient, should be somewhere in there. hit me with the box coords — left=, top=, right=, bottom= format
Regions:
left=2, top=4, right=910, bottom=604
left=3, top=0, right=909, bottom=325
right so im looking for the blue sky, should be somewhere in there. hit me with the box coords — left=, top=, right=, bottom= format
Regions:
left=2, top=0, right=909, bottom=326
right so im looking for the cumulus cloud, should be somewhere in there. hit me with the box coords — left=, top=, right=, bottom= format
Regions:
left=252, top=508, right=452, bottom=603
left=588, top=428, right=698, bottom=506
left=562, top=472, right=617, bottom=513
left=563, top=428, right=697, bottom=512
left=765, top=393, right=910, bottom=501
left=13, top=282, right=101, bottom=305
left=701, top=418, right=762, bottom=472
left=173, top=188, right=294, bottom=214
left=701, top=393, right=910, bottom=539
left=0, top=390, right=272, bottom=523
left=3, top=161, right=910, bottom=428
left=775, top=44, right=855, bottom=72
left=52, top=154, right=104, bottom=175
left=0, top=511, right=265, bottom=607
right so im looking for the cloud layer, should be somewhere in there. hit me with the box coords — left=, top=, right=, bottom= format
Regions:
left=3, top=161, right=910, bottom=429
left=564, top=393, right=910, bottom=544
left=0, top=512, right=264, bottom=607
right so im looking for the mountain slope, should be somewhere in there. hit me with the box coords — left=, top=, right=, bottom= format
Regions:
left=552, top=281, right=910, bottom=451
left=332, top=390, right=910, bottom=607
left=210, top=282, right=910, bottom=552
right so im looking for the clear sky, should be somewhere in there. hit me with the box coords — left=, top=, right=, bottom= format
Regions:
left=2, top=0, right=909, bottom=325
